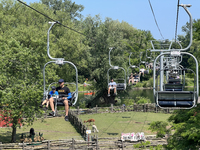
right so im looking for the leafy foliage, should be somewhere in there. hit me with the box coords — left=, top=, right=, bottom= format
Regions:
left=149, top=121, right=170, bottom=138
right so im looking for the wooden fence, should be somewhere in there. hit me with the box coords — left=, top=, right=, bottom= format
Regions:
left=73, top=103, right=172, bottom=115
left=0, top=136, right=167, bottom=150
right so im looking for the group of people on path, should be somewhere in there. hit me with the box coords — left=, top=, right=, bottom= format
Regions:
left=40, top=79, right=71, bottom=121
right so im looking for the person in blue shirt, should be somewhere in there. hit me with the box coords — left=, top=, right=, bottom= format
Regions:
left=108, top=78, right=117, bottom=97
left=40, top=86, right=59, bottom=110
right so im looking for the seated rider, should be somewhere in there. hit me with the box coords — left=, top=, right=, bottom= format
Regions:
left=49, top=79, right=72, bottom=121
left=128, top=73, right=134, bottom=85
left=40, top=86, right=59, bottom=110
left=133, top=73, right=139, bottom=84
left=139, top=67, right=146, bottom=77
left=108, top=78, right=117, bottom=97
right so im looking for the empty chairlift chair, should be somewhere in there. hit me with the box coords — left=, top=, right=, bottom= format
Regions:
left=153, top=53, right=198, bottom=109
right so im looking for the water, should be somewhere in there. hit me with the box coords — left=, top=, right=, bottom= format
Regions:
left=126, top=89, right=154, bottom=103
left=77, top=87, right=195, bottom=104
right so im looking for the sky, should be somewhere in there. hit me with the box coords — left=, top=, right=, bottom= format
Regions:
left=24, top=0, right=200, bottom=40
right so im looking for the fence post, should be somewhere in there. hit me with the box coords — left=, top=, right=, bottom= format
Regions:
left=96, top=135, right=98, bottom=150
left=72, top=138, right=74, bottom=150
left=111, top=104, right=113, bottom=112
left=122, top=105, right=124, bottom=112
left=96, top=105, right=98, bottom=113
left=48, top=140, right=51, bottom=150
left=122, top=140, right=124, bottom=150
left=22, top=142, right=24, bottom=150
left=0, top=142, right=2, bottom=150
left=77, top=106, right=79, bottom=115
left=155, top=104, right=158, bottom=113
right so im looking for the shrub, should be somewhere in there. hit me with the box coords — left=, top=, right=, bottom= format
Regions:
left=148, top=121, right=170, bottom=138
left=122, top=98, right=134, bottom=106
left=136, top=97, right=150, bottom=104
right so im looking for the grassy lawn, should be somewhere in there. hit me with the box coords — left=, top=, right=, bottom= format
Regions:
left=78, top=112, right=171, bottom=138
left=0, top=112, right=171, bottom=143
left=0, top=117, right=83, bottom=143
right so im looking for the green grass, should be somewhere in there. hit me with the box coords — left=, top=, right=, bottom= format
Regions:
left=78, top=112, right=171, bottom=138
left=0, top=112, right=171, bottom=143
left=0, top=117, right=83, bottom=143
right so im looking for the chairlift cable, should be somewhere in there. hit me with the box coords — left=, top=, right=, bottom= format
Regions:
left=140, top=111, right=149, bottom=132
left=175, top=0, right=180, bottom=43
left=99, top=110, right=123, bottom=137
left=121, top=111, right=137, bottom=133
left=17, top=0, right=86, bottom=37
left=148, top=0, right=164, bottom=40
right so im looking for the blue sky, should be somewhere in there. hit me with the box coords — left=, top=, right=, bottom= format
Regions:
left=24, top=0, right=200, bottom=40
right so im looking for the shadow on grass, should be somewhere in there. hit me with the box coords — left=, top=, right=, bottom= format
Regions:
left=107, top=133, right=119, bottom=135
left=0, top=130, right=23, bottom=143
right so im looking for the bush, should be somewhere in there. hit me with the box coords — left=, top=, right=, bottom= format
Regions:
left=136, top=97, right=150, bottom=104
left=115, top=97, right=121, bottom=105
left=148, top=121, right=170, bottom=138
left=146, top=78, right=153, bottom=87
left=122, top=98, right=134, bottom=106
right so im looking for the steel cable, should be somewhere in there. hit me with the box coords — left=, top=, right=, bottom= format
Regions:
left=17, top=0, right=86, bottom=37
left=148, top=0, right=164, bottom=39
left=175, top=0, right=180, bottom=42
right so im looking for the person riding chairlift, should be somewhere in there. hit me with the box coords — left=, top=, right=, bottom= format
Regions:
left=40, top=86, right=59, bottom=110
left=128, top=73, right=134, bottom=85
left=139, top=67, right=146, bottom=77
left=108, top=78, right=117, bottom=97
left=49, top=79, right=72, bottom=121
left=133, top=73, right=139, bottom=84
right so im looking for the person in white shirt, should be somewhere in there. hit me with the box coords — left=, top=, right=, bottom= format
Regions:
left=139, top=67, right=146, bottom=77
left=108, top=78, right=117, bottom=97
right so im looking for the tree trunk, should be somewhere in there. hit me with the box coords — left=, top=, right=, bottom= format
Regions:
left=103, top=94, right=116, bottom=104
left=11, top=126, right=17, bottom=143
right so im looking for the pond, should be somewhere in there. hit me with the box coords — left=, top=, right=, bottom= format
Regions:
left=77, top=87, right=195, bottom=104
left=121, top=88, right=154, bottom=103
left=76, top=89, right=155, bottom=104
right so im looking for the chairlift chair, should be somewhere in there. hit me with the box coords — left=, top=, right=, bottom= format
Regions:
left=139, top=52, right=149, bottom=74
left=107, top=47, right=127, bottom=91
left=150, top=4, right=198, bottom=109
left=45, top=82, right=77, bottom=114
left=153, top=52, right=198, bottom=109
left=42, top=22, right=78, bottom=110
left=107, top=66, right=126, bottom=91
left=127, top=52, right=140, bottom=84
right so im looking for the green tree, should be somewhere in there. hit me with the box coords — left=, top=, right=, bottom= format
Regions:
left=0, top=0, right=87, bottom=142
left=41, top=0, right=84, bottom=20
left=81, top=16, right=154, bottom=106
